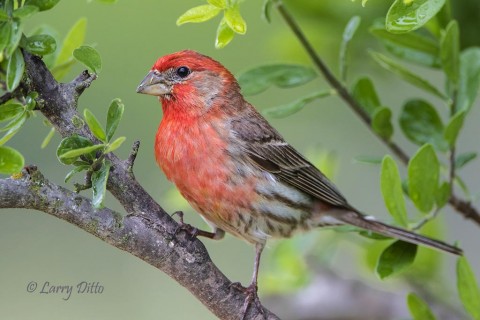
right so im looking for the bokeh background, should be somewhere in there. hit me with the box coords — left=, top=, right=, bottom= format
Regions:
left=1, top=0, right=479, bottom=319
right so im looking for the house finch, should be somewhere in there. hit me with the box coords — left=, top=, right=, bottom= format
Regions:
left=137, top=50, right=462, bottom=307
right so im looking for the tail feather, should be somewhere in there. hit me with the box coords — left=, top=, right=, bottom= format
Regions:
left=337, top=211, right=462, bottom=256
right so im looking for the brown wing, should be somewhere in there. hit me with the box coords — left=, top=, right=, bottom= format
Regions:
left=231, top=106, right=351, bottom=209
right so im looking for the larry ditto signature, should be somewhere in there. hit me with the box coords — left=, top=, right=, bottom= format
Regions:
left=26, top=281, right=104, bottom=301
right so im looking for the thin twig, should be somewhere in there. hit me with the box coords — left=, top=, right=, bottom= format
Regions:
left=273, top=0, right=480, bottom=226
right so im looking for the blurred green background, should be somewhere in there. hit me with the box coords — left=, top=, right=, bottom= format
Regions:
left=0, top=0, right=479, bottom=319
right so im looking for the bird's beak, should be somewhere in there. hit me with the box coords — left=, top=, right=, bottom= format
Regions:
left=136, top=71, right=171, bottom=96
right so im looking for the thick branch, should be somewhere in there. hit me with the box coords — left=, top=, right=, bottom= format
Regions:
left=273, top=0, right=480, bottom=226
left=16, top=52, right=278, bottom=320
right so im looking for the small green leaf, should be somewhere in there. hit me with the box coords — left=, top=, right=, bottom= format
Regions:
left=371, top=52, right=446, bottom=99
left=54, top=17, right=87, bottom=79
left=261, top=0, right=272, bottom=23
left=215, top=18, right=234, bottom=49
left=380, top=155, right=408, bottom=227
left=41, top=127, right=55, bottom=149
left=444, top=110, right=466, bottom=147
left=0, top=113, right=27, bottom=146
left=224, top=5, right=246, bottom=34
left=73, top=45, right=102, bottom=74
left=457, top=47, right=480, bottom=113
left=208, top=0, right=226, bottom=8
left=0, top=146, right=24, bottom=174
left=354, top=155, right=382, bottom=165
left=457, top=256, right=480, bottom=320
left=435, top=181, right=450, bottom=208
left=376, top=240, right=417, bottom=279
left=7, top=19, right=23, bottom=57
left=407, top=292, right=436, bottom=320
left=408, top=144, right=439, bottom=213
left=264, top=90, right=333, bottom=118
left=106, top=98, right=124, bottom=142
left=64, top=165, right=90, bottom=183
left=22, top=34, right=56, bottom=56
left=6, top=48, right=25, bottom=92
left=59, top=144, right=104, bottom=161
left=105, top=136, right=125, bottom=153
left=91, top=160, right=111, bottom=208
left=399, top=99, right=448, bottom=151
left=372, top=107, right=393, bottom=140
left=370, top=26, right=440, bottom=67
left=12, top=5, right=38, bottom=19
left=176, top=4, right=221, bottom=25
left=25, top=0, right=61, bottom=11
left=440, top=21, right=460, bottom=87
left=386, top=0, right=446, bottom=34
left=455, top=152, right=477, bottom=169
left=339, top=16, right=361, bottom=81
left=238, top=64, right=317, bottom=96
left=0, top=103, right=24, bottom=122
left=83, top=108, right=106, bottom=142
left=56, top=134, right=93, bottom=165
left=0, top=22, right=12, bottom=53
left=352, top=77, right=380, bottom=116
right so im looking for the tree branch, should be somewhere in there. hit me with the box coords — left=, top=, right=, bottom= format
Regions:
left=1, top=52, right=280, bottom=320
left=272, top=0, right=480, bottom=226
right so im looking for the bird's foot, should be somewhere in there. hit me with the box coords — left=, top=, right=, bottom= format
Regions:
left=171, top=211, right=199, bottom=240
left=230, top=282, right=265, bottom=320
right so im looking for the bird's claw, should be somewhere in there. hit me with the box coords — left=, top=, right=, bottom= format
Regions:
left=230, top=282, right=265, bottom=320
left=171, top=211, right=199, bottom=240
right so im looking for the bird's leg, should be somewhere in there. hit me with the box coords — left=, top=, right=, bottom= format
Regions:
left=231, top=242, right=266, bottom=319
left=171, top=211, right=225, bottom=240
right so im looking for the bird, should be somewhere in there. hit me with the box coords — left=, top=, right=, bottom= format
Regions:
left=136, top=50, right=462, bottom=310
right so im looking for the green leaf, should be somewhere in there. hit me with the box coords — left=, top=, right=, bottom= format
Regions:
left=0, top=103, right=24, bottom=122
left=376, top=240, right=417, bottom=279
left=0, top=113, right=27, bottom=146
left=440, top=20, right=460, bottom=87
left=22, top=34, right=56, bottom=55
left=238, top=64, right=317, bottom=96
left=83, top=108, right=106, bottom=142
left=261, top=0, right=272, bottom=23
left=106, top=98, right=124, bottom=141
left=91, top=160, right=111, bottom=208
left=407, top=292, right=436, bottom=320
left=444, top=110, right=466, bottom=147
left=59, top=144, right=104, bottom=161
left=224, top=5, right=246, bottom=34
left=264, top=90, right=333, bottom=118
left=372, top=107, right=393, bottom=140
left=215, top=18, right=234, bottom=49
left=0, top=146, right=24, bottom=174
left=435, top=181, right=450, bottom=208
left=352, top=77, right=381, bottom=116
left=457, top=47, right=480, bottom=113
left=455, top=152, right=477, bottom=169
left=457, top=256, right=480, bottom=320
left=0, top=22, right=12, bottom=54
left=56, top=134, right=93, bottom=165
left=386, top=0, right=446, bottom=34
left=0, top=9, right=8, bottom=21
left=208, top=0, right=226, bottom=8
left=399, top=99, right=448, bottom=151
left=408, top=144, right=439, bottom=213
left=105, top=136, right=125, bottom=153
left=380, top=155, right=408, bottom=227
left=12, top=5, right=38, bottom=19
left=6, top=48, right=25, bottom=92
left=41, top=127, right=55, bottom=149
left=64, top=165, right=89, bottom=183
left=370, top=26, right=440, bottom=67
left=25, top=0, right=61, bottom=11
left=340, top=16, right=361, bottom=81
left=54, top=17, right=87, bottom=79
left=6, top=19, right=23, bottom=57
left=370, top=52, right=446, bottom=99
left=354, top=155, right=383, bottom=165
left=73, top=45, right=102, bottom=74
left=176, top=4, right=221, bottom=25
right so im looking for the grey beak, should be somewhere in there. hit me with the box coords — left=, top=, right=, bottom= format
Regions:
left=136, top=71, right=171, bottom=96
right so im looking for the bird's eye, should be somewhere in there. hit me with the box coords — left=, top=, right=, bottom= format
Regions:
left=176, top=66, right=190, bottom=78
